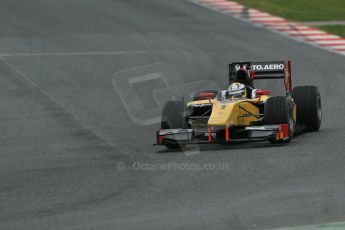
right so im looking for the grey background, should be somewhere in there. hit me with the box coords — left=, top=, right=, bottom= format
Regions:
left=1, top=0, right=345, bottom=229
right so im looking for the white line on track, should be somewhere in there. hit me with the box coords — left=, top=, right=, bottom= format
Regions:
left=0, top=50, right=164, bottom=57
left=0, top=56, right=37, bottom=87
left=0, top=56, right=127, bottom=152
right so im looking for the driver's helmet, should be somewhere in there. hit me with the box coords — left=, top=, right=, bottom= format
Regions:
left=227, top=82, right=247, bottom=99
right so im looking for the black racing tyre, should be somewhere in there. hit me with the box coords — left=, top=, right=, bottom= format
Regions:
left=264, top=96, right=294, bottom=144
left=292, top=86, right=322, bottom=131
left=161, top=100, right=187, bottom=149
left=193, top=90, right=218, bottom=101
left=161, top=100, right=186, bottom=129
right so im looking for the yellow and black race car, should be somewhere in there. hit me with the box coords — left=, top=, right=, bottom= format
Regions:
left=156, top=60, right=322, bottom=149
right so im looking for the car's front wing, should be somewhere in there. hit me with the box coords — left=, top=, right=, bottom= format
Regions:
left=155, top=124, right=289, bottom=146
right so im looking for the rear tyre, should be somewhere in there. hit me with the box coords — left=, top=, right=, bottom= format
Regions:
left=264, top=96, right=294, bottom=144
left=161, top=100, right=187, bottom=149
left=292, top=86, right=322, bottom=131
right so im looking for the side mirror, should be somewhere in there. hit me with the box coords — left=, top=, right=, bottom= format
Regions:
left=255, top=90, right=270, bottom=96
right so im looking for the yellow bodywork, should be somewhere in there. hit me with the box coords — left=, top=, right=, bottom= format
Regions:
left=208, top=99, right=259, bottom=126
left=187, top=96, right=270, bottom=127
left=187, top=99, right=216, bottom=106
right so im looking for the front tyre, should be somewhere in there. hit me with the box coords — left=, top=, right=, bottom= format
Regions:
left=264, top=96, right=294, bottom=144
left=161, top=100, right=187, bottom=149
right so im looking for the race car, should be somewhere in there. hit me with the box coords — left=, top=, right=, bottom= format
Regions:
left=156, top=60, right=322, bottom=149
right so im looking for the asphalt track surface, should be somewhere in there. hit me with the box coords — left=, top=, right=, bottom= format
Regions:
left=1, top=0, right=345, bottom=229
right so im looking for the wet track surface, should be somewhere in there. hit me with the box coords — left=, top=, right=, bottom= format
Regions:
left=1, top=0, right=345, bottom=229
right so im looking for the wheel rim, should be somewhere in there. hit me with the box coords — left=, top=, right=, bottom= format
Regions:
left=317, top=94, right=322, bottom=122
left=288, top=112, right=294, bottom=136
left=288, top=103, right=295, bottom=137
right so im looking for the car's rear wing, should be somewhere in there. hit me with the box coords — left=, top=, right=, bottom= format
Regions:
left=229, top=60, right=292, bottom=93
